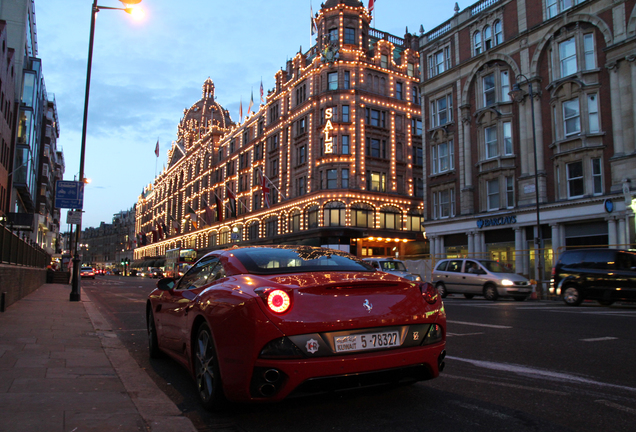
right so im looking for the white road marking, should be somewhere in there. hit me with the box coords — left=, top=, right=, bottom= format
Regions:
left=447, top=320, right=512, bottom=329
left=596, top=399, right=636, bottom=414
left=442, top=374, right=569, bottom=395
left=580, top=337, right=618, bottom=342
left=447, top=356, right=636, bottom=393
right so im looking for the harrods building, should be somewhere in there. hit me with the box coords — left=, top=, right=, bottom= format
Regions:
left=419, top=0, right=636, bottom=278
left=134, top=0, right=425, bottom=263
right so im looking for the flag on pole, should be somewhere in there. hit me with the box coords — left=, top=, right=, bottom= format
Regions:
left=187, top=205, right=198, bottom=229
left=261, top=173, right=271, bottom=208
left=311, top=3, right=317, bottom=36
left=157, top=221, right=163, bottom=239
left=214, top=193, right=224, bottom=223
left=248, top=89, right=254, bottom=114
left=161, top=221, right=168, bottom=238
left=226, top=185, right=237, bottom=218
left=170, top=215, right=180, bottom=234
left=239, top=96, right=243, bottom=123
left=260, top=78, right=265, bottom=104
left=202, top=197, right=214, bottom=226
left=369, top=0, right=375, bottom=14
left=154, top=140, right=160, bottom=157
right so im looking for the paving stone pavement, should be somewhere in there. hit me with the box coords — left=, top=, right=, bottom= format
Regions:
left=0, top=283, right=197, bottom=432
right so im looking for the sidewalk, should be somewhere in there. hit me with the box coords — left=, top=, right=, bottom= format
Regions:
left=0, top=283, right=197, bottom=432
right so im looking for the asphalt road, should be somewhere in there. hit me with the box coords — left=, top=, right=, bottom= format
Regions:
left=82, top=276, right=636, bottom=432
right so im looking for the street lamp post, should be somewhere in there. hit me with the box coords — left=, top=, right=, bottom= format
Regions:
left=510, top=74, right=543, bottom=297
left=70, top=0, right=143, bottom=302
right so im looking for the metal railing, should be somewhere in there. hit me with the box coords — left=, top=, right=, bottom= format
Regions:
left=0, top=224, right=50, bottom=268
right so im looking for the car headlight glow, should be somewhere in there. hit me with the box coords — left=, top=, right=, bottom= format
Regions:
left=501, top=279, right=514, bottom=286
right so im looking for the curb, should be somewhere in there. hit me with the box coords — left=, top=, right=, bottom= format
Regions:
left=82, top=291, right=198, bottom=432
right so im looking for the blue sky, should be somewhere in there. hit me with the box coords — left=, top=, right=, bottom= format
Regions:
left=35, top=0, right=456, bottom=228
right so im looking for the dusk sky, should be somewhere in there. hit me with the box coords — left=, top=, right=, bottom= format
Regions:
left=35, top=0, right=456, bottom=229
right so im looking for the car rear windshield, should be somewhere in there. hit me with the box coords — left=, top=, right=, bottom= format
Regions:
left=233, top=247, right=375, bottom=275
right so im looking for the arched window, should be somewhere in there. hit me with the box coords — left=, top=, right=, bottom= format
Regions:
left=379, top=206, right=402, bottom=230
left=324, top=201, right=346, bottom=227
left=264, top=217, right=278, bottom=238
left=289, top=210, right=301, bottom=233
left=406, top=210, right=424, bottom=232
left=474, top=31, right=482, bottom=55
left=219, top=229, right=230, bottom=245
left=494, top=20, right=503, bottom=45
left=247, top=222, right=259, bottom=240
left=484, top=25, right=492, bottom=50
left=306, top=205, right=319, bottom=229
left=351, top=203, right=374, bottom=228
left=208, top=232, right=217, bottom=247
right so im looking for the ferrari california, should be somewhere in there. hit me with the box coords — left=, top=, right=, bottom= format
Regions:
left=146, top=245, right=446, bottom=410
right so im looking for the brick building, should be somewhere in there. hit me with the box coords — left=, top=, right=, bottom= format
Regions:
left=418, top=0, right=636, bottom=279
left=135, top=0, right=426, bottom=262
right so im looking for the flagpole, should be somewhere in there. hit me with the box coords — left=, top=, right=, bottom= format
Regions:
left=257, top=166, right=286, bottom=200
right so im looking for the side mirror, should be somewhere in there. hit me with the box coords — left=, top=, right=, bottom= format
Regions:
left=157, top=277, right=177, bottom=291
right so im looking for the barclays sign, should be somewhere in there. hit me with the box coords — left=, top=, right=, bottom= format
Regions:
left=477, top=215, right=517, bottom=229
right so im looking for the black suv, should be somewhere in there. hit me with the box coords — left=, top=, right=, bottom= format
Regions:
left=550, top=249, right=636, bottom=306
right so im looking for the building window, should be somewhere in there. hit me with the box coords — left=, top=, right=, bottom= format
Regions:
left=265, top=218, right=278, bottom=237
left=567, top=161, right=584, bottom=198
left=494, top=20, right=503, bottom=45
left=342, top=105, right=350, bottom=122
left=329, top=28, right=338, bottom=42
left=342, top=168, right=349, bottom=188
left=559, top=38, right=577, bottom=77
left=412, top=86, right=419, bottom=104
left=563, top=98, right=581, bottom=137
left=379, top=207, right=401, bottom=230
left=407, top=213, right=424, bottom=231
left=307, top=206, right=319, bottom=228
left=344, top=71, right=351, bottom=89
left=547, top=0, right=584, bottom=19
left=431, top=141, right=454, bottom=174
left=341, top=135, right=350, bottom=154
left=367, top=171, right=386, bottom=192
left=506, top=176, right=515, bottom=208
left=487, top=179, right=500, bottom=210
left=412, top=118, right=422, bottom=135
left=298, top=145, right=306, bottom=165
left=483, top=73, right=496, bottom=106
left=485, top=126, right=498, bottom=159
left=584, top=34, right=596, bottom=70
left=366, top=108, right=385, bottom=127
left=351, top=204, right=374, bottom=228
left=396, top=82, right=403, bottom=100
left=592, top=158, right=602, bottom=195
left=297, top=117, right=306, bottom=135
left=503, top=121, right=513, bottom=155
left=414, top=177, right=424, bottom=198
left=484, top=25, right=492, bottom=50
left=500, top=71, right=510, bottom=102
left=344, top=27, right=355, bottom=45
left=474, top=31, right=482, bottom=55
left=428, top=47, right=450, bottom=78
left=269, top=134, right=279, bottom=151
left=328, top=72, right=338, bottom=90
left=326, top=169, right=338, bottom=189
left=381, top=54, right=388, bottom=68
left=297, top=177, right=306, bottom=196
left=407, top=63, right=415, bottom=77
left=367, top=138, right=386, bottom=158
left=431, top=94, right=453, bottom=128
left=269, top=104, right=279, bottom=123
left=433, top=189, right=454, bottom=219
left=324, top=202, right=346, bottom=227
left=290, top=211, right=301, bottom=232
left=413, top=146, right=423, bottom=166
left=588, top=93, right=599, bottom=133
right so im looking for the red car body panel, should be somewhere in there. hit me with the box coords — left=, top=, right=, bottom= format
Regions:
left=148, top=247, right=446, bottom=403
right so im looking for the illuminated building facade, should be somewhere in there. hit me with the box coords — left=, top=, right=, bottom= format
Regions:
left=135, top=0, right=425, bottom=262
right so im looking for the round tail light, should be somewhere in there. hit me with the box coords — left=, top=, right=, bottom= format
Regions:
left=267, top=290, right=291, bottom=313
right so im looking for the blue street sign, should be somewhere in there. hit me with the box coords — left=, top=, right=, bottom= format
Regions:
left=55, top=181, right=84, bottom=209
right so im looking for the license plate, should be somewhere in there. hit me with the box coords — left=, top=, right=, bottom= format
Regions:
left=334, top=331, right=400, bottom=353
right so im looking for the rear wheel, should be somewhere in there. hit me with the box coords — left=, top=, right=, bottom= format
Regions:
left=147, top=308, right=163, bottom=359
left=436, top=283, right=448, bottom=298
left=463, top=294, right=475, bottom=299
left=194, top=323, right=225, bottom=411
left=483, top=285, right=499, bottom=301
left=562, top=286, right=583, bottom=306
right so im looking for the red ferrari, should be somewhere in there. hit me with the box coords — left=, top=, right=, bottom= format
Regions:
left=146, top=246, right=446, bottom=410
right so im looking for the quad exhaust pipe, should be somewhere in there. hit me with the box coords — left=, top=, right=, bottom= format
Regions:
left=258, top=369, right=281, bottom=397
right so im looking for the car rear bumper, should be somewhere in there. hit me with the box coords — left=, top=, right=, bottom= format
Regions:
left=234, top=343, right=446, bottom=402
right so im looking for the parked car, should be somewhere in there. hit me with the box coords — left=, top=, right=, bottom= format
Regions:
left=147, top=246, right=446, bottom=410
left=80, top=266, right=95, bottom=279
left=150, top=268, right=163, bottom=278
left=550, top=248, right=636, bottom=306
left=362, top=257, right=423, bottom=281
left=432, top=258, right=531, bottom=301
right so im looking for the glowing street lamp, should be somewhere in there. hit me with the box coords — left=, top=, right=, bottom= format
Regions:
left=70, top=0, right=144, bottom=302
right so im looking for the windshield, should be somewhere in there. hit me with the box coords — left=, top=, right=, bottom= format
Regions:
left=380, top=261, right=407, bottom=272
left=480, top=261, right=513, bottom=273
left=233, top=246, right=375, bottom=275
